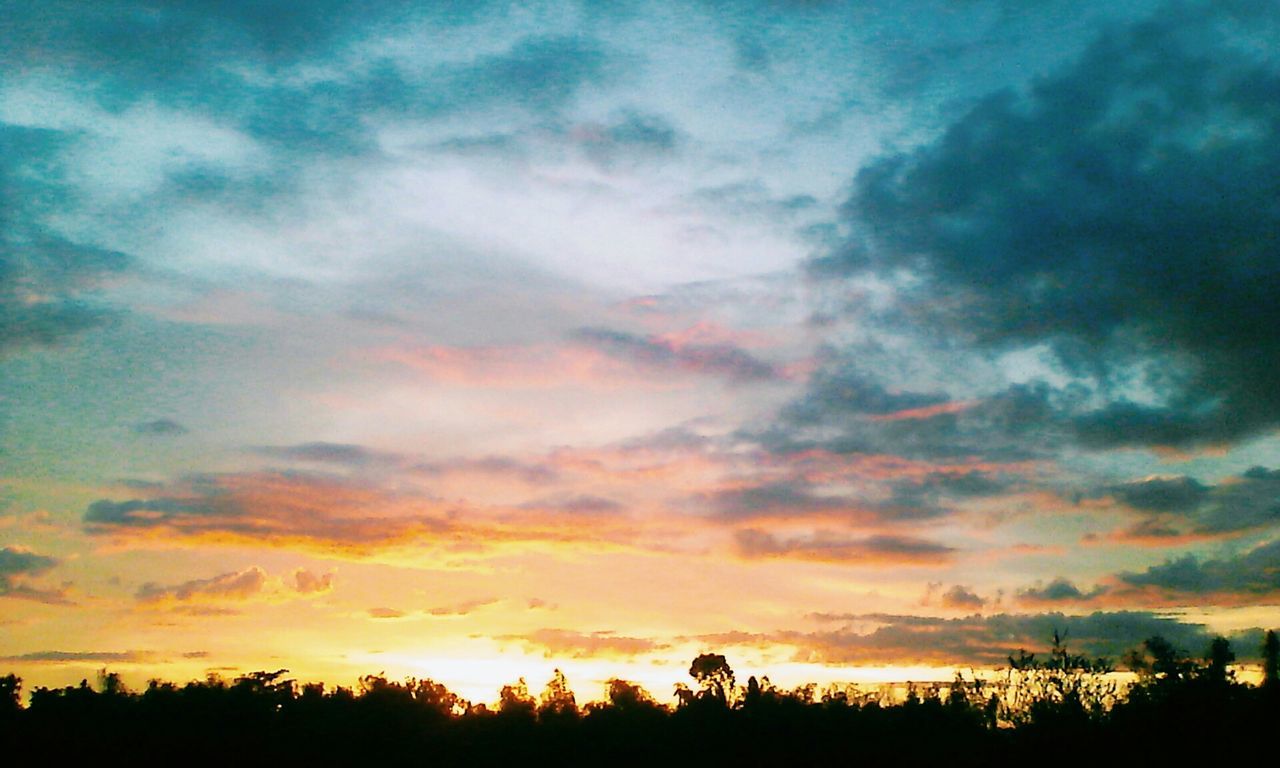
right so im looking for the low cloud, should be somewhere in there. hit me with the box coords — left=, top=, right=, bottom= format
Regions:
left=293, top=569, right=335, bottom=594
left=1017, top=578, right=1108, bottom=605
left=0, top=650, right=158, bottom=664
left=134, top=419, right=189, bottom=436
left=136, top=567, right=267, bottom=603
left=498, top=629, right=666, bottom=659
left=572, top=327, right=781, bottom=384
left=1115, top=539, right=1280, bottom=600
left=784, top=610, right=1239, bottom=667
left=0, top=546, right=72, bottom=605
left=734, top=529, right=954, bottom=565
left=939, top=585, right=985, bottom=610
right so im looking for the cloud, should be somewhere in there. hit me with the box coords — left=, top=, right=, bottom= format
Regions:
left=1116, top=539, right=1280, bottom=600
left=518, top=494, right=623, bottom=515
left=0, top=650, right=158, bottom=664
left=939, top=585, right=985, bottom=610
left=0, top=546, right=71, bottom=605
left=1106, top=476, right=1209, bottom=513
left=782, top=362, right=952, bottom=422
left=412, top=455, right=559, bottom=485
left=733, top=528, right=954, bottom=565
left=253, top=442, right=399, bottom=467
left=81, top=469, right=648, bottom=557
left=1, top=125, right=131, bottom=356
left=1017, top=578, right=1108, bottom=605
left=134, top=419, right=189, bottom=436
left=293, top=568, right=335, bottom=594
left=761, top=378, right=1068, bottom=464
left=498, top=629, right=666, bottom=659
left=572, top=327, right=781, bottom=383
left=811, top=3, right=1280, bottom=449
left=425, top=597, right=498, bottom=616
left=368, top=607, right=406, bottom=619
left=1096, top=466, right=1280, bottom=537
left=786, top=610, right=1235, bottom=667
left=135, top=567, right=267, bottom=603
left=83, top=472, right=452, bottom=553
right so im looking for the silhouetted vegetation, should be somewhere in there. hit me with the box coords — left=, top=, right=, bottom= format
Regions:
left=4, top=632, right=1278, bottom=766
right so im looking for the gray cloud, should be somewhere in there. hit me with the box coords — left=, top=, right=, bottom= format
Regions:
left=134, top=419, right=189, bottom=436
left=760, top=378, right=1068, bottom=463
left=519, top=494, right=623, bottom=515
left=1117, top=539, right=1280, bottom=597
left=939, top=584, right=985, bottom=610
left=791, top=610, right=1241, bottom=666
left=734, top=528, right=954, bottom=564
left=573, top=327, right=780, bottom=383
left=0, top=546, right=70, bottom=605
left=811, top=3, right=1280, bottom=450
left=0, top=650, right=158, bottom=664
left=252, top=442, right=398, bottom=467
left=1017, top=577, right=1107, bottom=605
left=1098, top=466, right=1280, bottom=536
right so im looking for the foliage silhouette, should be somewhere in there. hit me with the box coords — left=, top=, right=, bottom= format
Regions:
left=2, top=631, right=1278, bottom=766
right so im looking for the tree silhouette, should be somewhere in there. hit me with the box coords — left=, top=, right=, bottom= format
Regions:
left=1263, top=630, right=1279, bottom=690
left=688, top=653, right=734, bottom=705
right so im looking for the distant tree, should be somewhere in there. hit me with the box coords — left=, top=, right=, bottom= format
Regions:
left=1126, top=636, right=1193, bottom=681
left=411, top=677, right=467, bottom=717
left=688, top=653, right=735, bottom=705
left=0, top=674, right=19, bottom=717
left=97, top=669, right=128, bottom=696
left=498, top=677, right=536, bottom=718
left=1263, top=630, right=1280, bottom=690
left=1203, top=637, right=1235, bottom=685
left=538, top=668, right=578, bottom=719
left=602, top=678, right=659, bottom=711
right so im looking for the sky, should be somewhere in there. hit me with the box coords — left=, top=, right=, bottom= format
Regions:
left=3, top=0, right=1279, bottom=704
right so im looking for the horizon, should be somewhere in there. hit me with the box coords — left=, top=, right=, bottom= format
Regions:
left=3, top=1, right=1279, bottom=702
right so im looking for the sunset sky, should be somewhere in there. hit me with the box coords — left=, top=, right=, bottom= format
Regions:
left=3, top=0, right=1279, bottom=704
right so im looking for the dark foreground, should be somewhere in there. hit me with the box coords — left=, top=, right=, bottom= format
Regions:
left=4, top=636, right=1279, bottom=766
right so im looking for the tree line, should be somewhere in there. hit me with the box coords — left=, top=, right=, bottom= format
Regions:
left=2, top=630, right=1278, bottom=766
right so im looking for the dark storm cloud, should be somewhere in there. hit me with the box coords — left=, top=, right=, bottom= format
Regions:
left=1117, top=539, right=1280, bottom=596
left=1096, top=466, right=1280, bottom=536
left=811, top=1, right=1280, bottom=450
left=573, top=327, right=781, bottom=383
left=1, top=124, right=132, bottom=355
